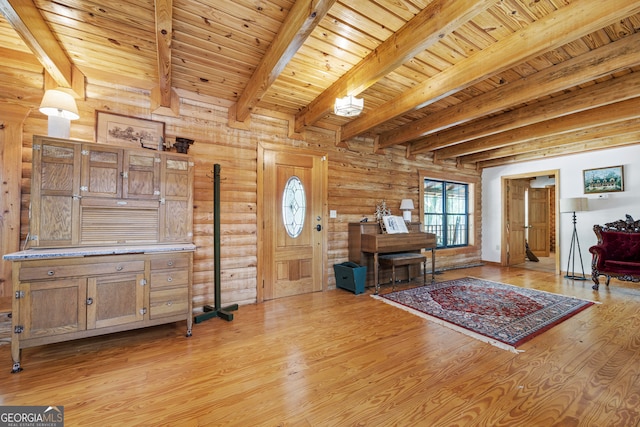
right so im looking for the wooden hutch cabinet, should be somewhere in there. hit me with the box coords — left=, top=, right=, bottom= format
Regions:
left=5, top=136, right=196, bottom=373
left=29, top=135, right=194, bottom=248
left=15, top=256, right=146, bottom=339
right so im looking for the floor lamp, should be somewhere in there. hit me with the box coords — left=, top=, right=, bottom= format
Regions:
left=560, top=197, right=589, bottom=280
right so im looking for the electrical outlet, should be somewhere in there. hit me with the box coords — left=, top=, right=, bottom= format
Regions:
left=330, top=210, right=337, bottom=218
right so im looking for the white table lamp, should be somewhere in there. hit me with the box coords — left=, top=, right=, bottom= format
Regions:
left=39, top=89, right=80, bottom=138
left=400, top=199, right=414, bottom=222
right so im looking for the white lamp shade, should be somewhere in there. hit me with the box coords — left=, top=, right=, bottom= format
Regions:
left=39, top=89, right=80, bottom=120
left=560, top=197, right=588, bottom=213
left=400, top=199, right=414, bottom=221
left=400, top=199, right=414, bottom=210
left=334, top=95, right=364, bottom=117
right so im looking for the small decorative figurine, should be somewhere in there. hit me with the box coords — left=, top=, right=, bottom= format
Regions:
left=374, top=201, right=391, bottom=221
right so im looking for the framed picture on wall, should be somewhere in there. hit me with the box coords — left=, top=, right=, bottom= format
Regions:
left=583, top=165, right=624, bottom=194
left=95, top=111, right=165, bottom=150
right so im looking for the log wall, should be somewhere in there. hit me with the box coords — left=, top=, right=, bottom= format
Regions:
left=7, top=80, right=482, bottom=308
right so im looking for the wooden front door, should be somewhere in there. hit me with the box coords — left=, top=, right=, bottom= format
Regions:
left=506, top=179, right=527, bottom=266
left=528, top=187, right=550, bottom=257
left=259, top=145, right=327, bottom=301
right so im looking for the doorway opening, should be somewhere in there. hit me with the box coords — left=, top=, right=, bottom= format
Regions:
left=502, top=170, right=559, bottom=275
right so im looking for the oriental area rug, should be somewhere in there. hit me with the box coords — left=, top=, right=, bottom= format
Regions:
left=373, top=277, right=595, bottom=353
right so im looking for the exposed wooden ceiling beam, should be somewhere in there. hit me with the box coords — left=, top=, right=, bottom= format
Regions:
left=461, top=118, right=640, bottom=164
left=433, top=98, right=640, bottom=160
left=0, top=0, right=84, bottom=92
left=390, top=33, right=640, bottom=152
left=476, top=128, right=640, bottom=169
left=233, top=0, right=336, bottom=123
left=151, top=0, right=179, bottom=116
left=293, top=0, right=494, bottom=132
left=340, top=0, right=640, bottom=144
left=428, top=71, right=640, bottom=158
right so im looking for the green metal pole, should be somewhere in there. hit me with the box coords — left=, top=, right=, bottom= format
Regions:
left=213, top=163, right=221, bottom=310
left=194, top=163, right=237, bottom=323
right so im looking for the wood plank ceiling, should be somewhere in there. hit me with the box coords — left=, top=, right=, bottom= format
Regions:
left=1, top=0, right=640, bottom=168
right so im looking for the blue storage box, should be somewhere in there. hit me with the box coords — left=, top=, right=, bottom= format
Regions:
left=333, top=262, right=367, bottom=295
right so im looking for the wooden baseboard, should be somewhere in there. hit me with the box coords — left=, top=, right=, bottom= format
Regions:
left=480, top=260, right=502, bottom=267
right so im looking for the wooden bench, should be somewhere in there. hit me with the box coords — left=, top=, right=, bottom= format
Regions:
left=378, top=252, right=430, bottom=290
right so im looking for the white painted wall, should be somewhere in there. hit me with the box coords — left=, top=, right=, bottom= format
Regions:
left=482, top=145, right=640, bottom=276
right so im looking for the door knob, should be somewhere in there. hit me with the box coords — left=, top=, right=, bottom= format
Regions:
left=316, top=224, right=322, bottom=231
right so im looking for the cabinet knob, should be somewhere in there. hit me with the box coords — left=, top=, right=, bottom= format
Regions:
left=167, top=276, right=173, bottom=282
left=116, top=266, right=123, bottom=271
left=167, top=261, right=174, bottom=266
left=167, top=301, right=173, bottom=306
left=47, top=270, right=55, bottom=276
left=86, top=297, right=94, bottom=305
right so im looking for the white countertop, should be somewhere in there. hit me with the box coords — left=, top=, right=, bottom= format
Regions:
left=3, top=243, right=197, bottom=261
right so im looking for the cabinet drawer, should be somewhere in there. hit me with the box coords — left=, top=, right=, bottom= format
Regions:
left=19, top=260, right=145, bottom=281
left=150, top=269, right=189, bottom=289
left=150, top=255, right=189, bottom=270
left=150, top=287, right=188, bottom=319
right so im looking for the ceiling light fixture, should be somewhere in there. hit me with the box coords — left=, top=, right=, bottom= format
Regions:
left=334, top=95, right=364, bottom=117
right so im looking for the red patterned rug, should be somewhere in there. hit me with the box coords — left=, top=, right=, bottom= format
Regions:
left=374, top=277, right=595, bottom=352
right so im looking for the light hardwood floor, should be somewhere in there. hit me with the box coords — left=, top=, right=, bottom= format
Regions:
left=1, top=264, right=639, bottom=426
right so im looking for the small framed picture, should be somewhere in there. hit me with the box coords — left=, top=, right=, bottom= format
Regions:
left=95, top=111, right=165, bottom=150
left=583, top=165, right=624, bottom=194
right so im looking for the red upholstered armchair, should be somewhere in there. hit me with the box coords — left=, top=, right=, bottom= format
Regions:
left=589, top=215, right=640, bottom=290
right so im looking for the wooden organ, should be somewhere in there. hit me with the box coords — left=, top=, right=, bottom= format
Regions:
left=348, top=222, right=437, bottom=293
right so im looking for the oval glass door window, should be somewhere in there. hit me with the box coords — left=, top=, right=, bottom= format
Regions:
left=282, top=176, right=306, bottom=238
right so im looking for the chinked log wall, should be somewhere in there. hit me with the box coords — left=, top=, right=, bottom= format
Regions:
left=12, top=80, right=482, bottom=308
